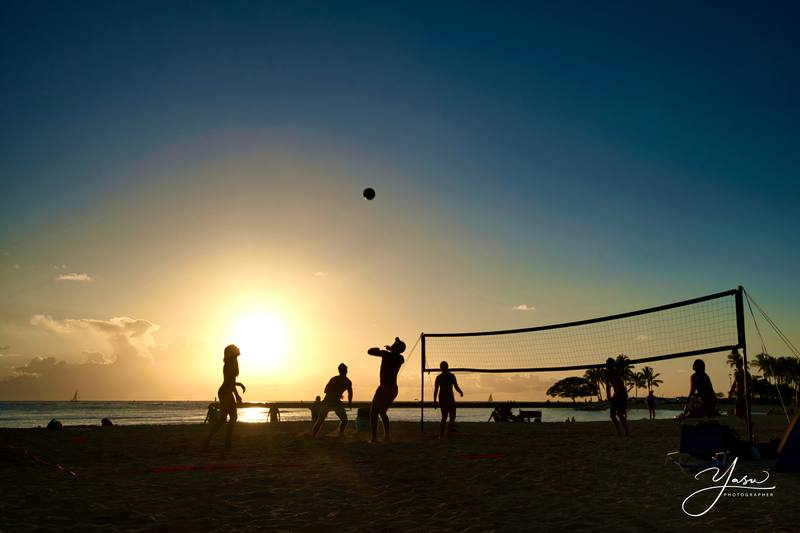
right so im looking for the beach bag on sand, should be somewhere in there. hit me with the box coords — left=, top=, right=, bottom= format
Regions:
left=679, top=421, right=749, bottom=460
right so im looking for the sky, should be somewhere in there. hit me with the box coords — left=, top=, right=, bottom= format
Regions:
left=1, top=1, right=798, bottom=401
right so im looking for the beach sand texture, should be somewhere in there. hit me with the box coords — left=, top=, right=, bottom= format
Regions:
left=1, top=416, right=797, bottom=531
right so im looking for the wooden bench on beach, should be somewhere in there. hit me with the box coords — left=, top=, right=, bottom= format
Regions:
left=516, top=410, right=542, bottom=423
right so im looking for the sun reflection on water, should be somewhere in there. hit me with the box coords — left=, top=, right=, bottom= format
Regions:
left=237, top=407, right=269, bottom=424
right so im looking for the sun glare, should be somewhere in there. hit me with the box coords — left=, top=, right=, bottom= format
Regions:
left=231, top=312, right=290, bottom=374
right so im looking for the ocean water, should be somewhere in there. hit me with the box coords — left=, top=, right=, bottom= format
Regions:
left=0, top=401, right=681, bottom=428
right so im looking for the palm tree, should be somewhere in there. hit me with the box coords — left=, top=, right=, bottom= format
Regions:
left=726, top=350, right=742, bottom=368
left=632, top=371, right=647, bottom=399
left=753, top=353, right=776, bottom=384
left=583, top=367, right=606, bottom=401
left=640, top=366, right=663, bottom=392
left=614, top=354, right=636, bottom=392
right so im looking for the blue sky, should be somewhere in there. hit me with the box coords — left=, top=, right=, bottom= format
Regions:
left=1, top=1, right=798, bottom=399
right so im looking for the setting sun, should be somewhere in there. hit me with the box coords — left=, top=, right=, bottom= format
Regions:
left=230, top=312, right=290, bottom=374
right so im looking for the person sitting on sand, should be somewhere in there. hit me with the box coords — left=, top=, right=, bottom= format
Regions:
left=367, top=337, right=405, bottom=442
left=204, top=403, right=220, bottom=424
left=678, top=359, right=719, bottom=420
left=312, top=363, right=353, bottom=437
left=488, top=404, right=513, bottom=422
left=310, top=395, right=322, bottom=422
left=434, top=361, right=463, bottom=439
left=646, top=390, right=656, bottom=420
left=729, top=354, right=751, bottom=432
left=204, top=344, right=245, bottom=450
left=604, top=358, right=629, bottom=436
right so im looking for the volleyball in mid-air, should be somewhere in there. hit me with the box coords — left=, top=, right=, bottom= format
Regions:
left=363, top=187, right=376, bottom=200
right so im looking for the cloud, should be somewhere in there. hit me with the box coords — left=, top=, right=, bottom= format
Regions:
left=13, top=264, right=21, bottom=269
left=512, top=304, right=536, bottom=312
left=0, top=345, right=10, bottom=351
left=635, top=335, right=650, bottom=342
left=1, top=316, right=214, bottom=400
left=466, top=373, right=550, bottom=395
left=51, top=264, right=67, bottom=270
left=57, top=272, right=92, bottom=281
left=314, top=271, right=329, bottom=277
left=82, top=351, right=109, bottom=364
left=30, top=315, right=159, bottom=365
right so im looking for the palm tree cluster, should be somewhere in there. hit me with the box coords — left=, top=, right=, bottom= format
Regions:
left=733, top=352, right=800, bottom=400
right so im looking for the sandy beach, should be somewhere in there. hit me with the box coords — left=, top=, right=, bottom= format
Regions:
left=1, top=415, right=797, bottom=531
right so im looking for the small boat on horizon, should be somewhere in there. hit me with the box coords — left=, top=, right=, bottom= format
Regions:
left=70, top=390, right=79, bottom=402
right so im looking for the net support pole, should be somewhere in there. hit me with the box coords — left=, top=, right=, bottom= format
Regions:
left=736, top=286, right=753, bottom=444
left=420, top=333, right=426, bottom=432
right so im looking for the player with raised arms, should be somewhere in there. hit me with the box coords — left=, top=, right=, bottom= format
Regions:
left=367, top=337, right=405, bottom=442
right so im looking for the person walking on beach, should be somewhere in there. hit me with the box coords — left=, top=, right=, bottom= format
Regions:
left=312, top=363, right=353, bottom=437
left=204, top=344, right=245, bottom=450
left=367, top=337, right=405, bottom=442
left=434, top=361, right=463, bottom=439
left=604, top=358, right=629, bottom=436
left=646, top=390, right=656, bottom=420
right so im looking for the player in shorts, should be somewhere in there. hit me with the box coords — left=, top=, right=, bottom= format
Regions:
left=367, top=337, right=405, bottom=442
left=312, top=363, right=353, bottom=437
left=604, top=358, right=629, bottom=436
left=434, top=361, right=464, bottom=439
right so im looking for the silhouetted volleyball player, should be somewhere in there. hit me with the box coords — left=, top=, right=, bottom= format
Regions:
left=312, top=363, right=353, bottom=437
left=434, top=361, right=463, bottom=439
left=604, top=358, right=629, bottom=436
left=367, top=337, right=405, bottom=442
left=204, top=344, right=245, bottom=450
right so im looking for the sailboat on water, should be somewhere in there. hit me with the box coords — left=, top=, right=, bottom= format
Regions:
left=70, top=390, right=79, bottom=402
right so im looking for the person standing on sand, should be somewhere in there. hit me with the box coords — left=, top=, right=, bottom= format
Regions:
left=604, top=358, right=629, bottom=436
left=367, top=337, right=405, bottom=442
left=312, top=363, right=353, bottom=437
left=646, top=390, right=656, bottom=420
left=434, top=361, right=463, bottom=439
left=310, top=396, right=322, bottom=422
left=730, top=354, right=751, bottom=433
left=204, top=344, right=245, bottom=450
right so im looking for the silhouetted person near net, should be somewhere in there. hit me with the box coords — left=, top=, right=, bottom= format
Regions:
left=204, top=344, right=245, bottom=450
left=434, top=361, right=463, bottom=439
left=678, top=359, right=719, bottom=420
left=730, top=354, right=751, bottom=433
left=312, top=363, right=353, bottom=437
left=367, top=337, right=405, bottom=442
left=604, top=358, right=629, bottom=436
left=646, top=390, right=656, bottom=420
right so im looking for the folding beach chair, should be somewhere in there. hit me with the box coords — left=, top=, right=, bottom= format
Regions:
left=665, top=421, right=745, bottom=471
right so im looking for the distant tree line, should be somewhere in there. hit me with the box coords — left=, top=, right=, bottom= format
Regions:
left=545, top=352, right=800, bottom=403
left=736, top=352, right=800, bottom=402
